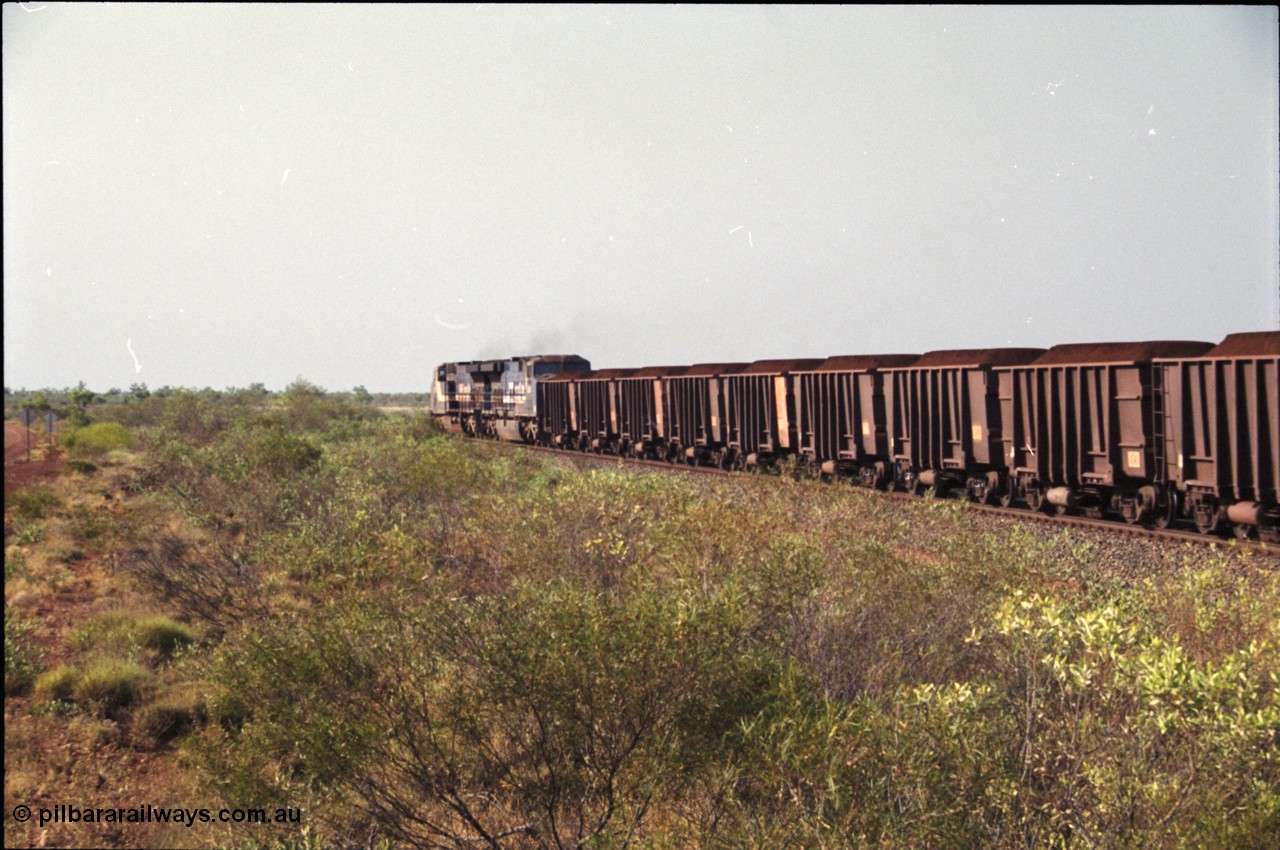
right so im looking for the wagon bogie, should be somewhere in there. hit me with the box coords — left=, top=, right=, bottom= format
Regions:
left=965, top=470, right=1003, bottom=505
left=860, top=460, right=890, bottom=490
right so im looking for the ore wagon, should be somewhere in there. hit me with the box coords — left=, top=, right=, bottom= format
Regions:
left=885, top=348, right=1046, bottom=499
left=614, top=366, right=688, bottom=459
left=665, top=363, right=749, bottom=465
left=720, top=359, right=824, bottom=469
left=997, top=340, right=1213, bottom=519
left=1154, top=331, right=1280, bottom=536
left=792, top=354, right=920, bottom=488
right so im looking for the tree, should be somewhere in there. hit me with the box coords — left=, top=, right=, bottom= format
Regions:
left=70, top=382, right=97, bottom=411
left=68, top=382, right=97, bottom=426
left=204, top=583, right=772, bottom=849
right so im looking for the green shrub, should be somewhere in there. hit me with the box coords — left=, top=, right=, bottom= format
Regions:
left=133, top=616, right=196, bottom=656
left=72, top=658, right=153, bottom=714
left=4, top=550, right=32, bottom=582
left=72, top=609, right=195, bottom=661
left=135, top=683, right=207, bottom=744
left=66, top=458, right=98, bottom=474
left=4, top=613, right=42, bottom=695
left=197, top=578, right=779, bottom=848
left=9, top=520, right=44, bottom=546
left=5, top=487, right=62, bottom=519
left=63, top=422, right=132, bottom=457
left=250, top=429, right=321, bottom=474
left=33, top=664, right=79, bottom=703
left=213, top=425, right=322, bottom=481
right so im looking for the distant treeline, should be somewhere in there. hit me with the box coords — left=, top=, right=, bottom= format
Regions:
left=4, top=382, right=428, bottom=420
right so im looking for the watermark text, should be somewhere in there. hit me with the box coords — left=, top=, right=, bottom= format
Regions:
left=12, top=803, right=302, bottom=829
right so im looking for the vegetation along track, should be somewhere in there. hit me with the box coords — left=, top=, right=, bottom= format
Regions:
left=511, top=441, right=1279, bottom=562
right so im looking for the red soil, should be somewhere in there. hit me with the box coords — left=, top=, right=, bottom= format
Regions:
left=5, top=420, right=62, bottom=490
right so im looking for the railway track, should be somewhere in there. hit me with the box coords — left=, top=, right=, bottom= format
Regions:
left=502, top=441, right=1279, bottom=558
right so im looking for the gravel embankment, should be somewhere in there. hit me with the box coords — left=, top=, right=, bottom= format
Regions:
left=496, top=442, right=1280, bottom=583
left=950, top=504, right=1279, bottom=582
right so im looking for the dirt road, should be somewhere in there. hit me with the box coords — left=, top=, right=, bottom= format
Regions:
left=4, top=420, right=61, bottom=490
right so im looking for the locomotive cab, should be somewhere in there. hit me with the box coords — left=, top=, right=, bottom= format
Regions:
left=431, top=354, right=589, bottom=441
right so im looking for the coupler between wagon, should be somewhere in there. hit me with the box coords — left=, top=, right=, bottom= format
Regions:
left=684, top=445, right=712, bottom=466
left=1225, top=501, right=1280, bottom=540
left=917, top=468, right=962, bottom=496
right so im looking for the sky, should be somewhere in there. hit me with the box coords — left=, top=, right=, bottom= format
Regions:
left=4, top=4, right=1278, bottom=392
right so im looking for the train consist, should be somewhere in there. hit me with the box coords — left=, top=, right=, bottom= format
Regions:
left=430, top=332, right=1280, bottom=540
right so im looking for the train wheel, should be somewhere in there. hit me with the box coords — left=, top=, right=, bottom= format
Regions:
left=1153, top=492, right=1177, bottom=529
left=969, top=472, right=999, bottom=505
left=1193, top=496, right=1221, bottom=535
left=1232, top=523, right=1255, bottom=541
left=1025, top=485, right=1046, bottom=513
left=1195, top=513, right=1220, bottom=535
left=999, top=488, right=1015, bottom=508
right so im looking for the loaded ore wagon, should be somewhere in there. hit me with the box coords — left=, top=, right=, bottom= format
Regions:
left=792, top=354, right=920, bottom=488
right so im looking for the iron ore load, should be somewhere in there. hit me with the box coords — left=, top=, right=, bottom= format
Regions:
left=430, top=332, right=1280, bottom=540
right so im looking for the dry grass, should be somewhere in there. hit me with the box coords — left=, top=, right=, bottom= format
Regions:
left=4, top=444, right=228, bottom=848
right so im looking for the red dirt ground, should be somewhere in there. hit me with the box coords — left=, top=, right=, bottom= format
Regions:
left=5, top=420, right=208, bottom=848
left=5, top=420, right=62, bottom=491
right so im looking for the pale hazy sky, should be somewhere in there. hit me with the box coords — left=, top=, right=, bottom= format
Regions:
left=5, top=4, right=1278, bottom=391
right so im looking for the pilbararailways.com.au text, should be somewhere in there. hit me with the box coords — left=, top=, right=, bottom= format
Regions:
left=14, top=803, right=302, bottom=829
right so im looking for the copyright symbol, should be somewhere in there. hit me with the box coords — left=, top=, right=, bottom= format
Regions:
left=13, top=805, right=31, bottom=822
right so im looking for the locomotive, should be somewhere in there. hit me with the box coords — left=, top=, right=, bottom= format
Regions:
left=430, top=332, right=1280, bottom=540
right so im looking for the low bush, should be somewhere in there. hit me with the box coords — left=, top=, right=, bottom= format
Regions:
left=73, top=607, right=195, bottom=660
left=72, top=658, right=153, bottom=715
left=6, top=486, right=62, bottom=519
left=124, top=536, right=264, bottom=634
left=4, top=613, right=43, bottom=695
left=33, top=664, right=79, bottom=704
left=197, top=577, right=781, bottom=848
left=63, top=422, right=132, bottom=457
left=135, top=683, right=207, bottom=745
